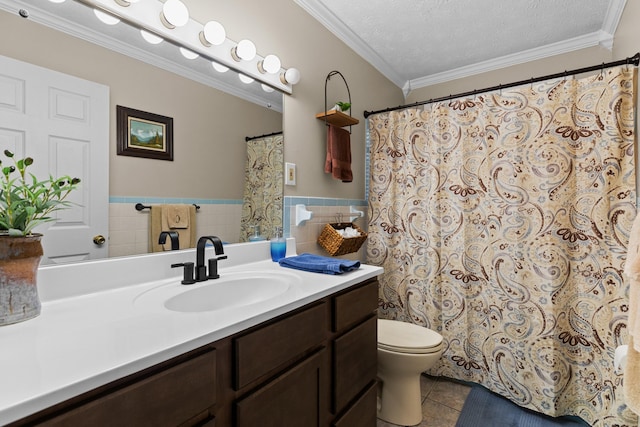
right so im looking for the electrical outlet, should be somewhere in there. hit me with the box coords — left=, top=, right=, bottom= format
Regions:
left=285, top=162, right=296, bottom=185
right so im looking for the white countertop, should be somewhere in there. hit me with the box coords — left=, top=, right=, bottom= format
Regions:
left=0, top=240, right=383, bottom=425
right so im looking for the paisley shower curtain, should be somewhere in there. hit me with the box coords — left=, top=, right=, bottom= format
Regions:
left=240, top=133, right=283, bottom=242
left=367, top=65, right=637, bottom=426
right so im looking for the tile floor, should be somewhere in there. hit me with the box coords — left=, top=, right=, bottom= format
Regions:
left=377, top=375, right=472, bottom=427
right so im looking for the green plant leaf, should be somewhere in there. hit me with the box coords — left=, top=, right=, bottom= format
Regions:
left=0, top=151, right=80, bottom=235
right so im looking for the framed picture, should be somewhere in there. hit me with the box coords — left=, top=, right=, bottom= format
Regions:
left=117, top=106, right=173, bottom=161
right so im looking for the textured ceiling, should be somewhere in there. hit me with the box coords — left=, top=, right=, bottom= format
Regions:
left=296, top=0, right=627, bottom=93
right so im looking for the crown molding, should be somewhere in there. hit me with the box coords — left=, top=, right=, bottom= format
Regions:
left=602, top=0, right=627, bottom=36
left=407, top=31, right=614, bottom=91
left=294, top=0, right=406, bottom=88
left=295, top=0, right=625, bottom=95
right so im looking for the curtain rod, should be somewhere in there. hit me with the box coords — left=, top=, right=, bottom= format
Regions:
left=245, top=131, right=283, bottom=142
left=363, top=53, right=640, bottom=118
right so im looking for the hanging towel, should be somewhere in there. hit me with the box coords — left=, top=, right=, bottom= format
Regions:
left=324, top=124, right=353, bottom=182
left=623, top=211, right=640, bottom=414
left=149, top=204, right=197, bottom=252
left=165, top=204, right=190, bottom=229
left=278, top=253, right=360, bottom=275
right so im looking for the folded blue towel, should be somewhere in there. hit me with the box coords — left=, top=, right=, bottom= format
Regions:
left=279, top=253, right=361, bottom=275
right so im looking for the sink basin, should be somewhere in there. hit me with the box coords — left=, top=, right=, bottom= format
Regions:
left=134, top=270, right=301, bottom=313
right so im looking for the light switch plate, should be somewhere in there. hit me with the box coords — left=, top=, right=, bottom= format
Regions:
left=285, top=162, right=296, bottom=185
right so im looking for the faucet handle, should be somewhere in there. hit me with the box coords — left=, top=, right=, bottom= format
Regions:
left=207, top=255, right=228, bottom=280
left=171, top=262, right=196, bottom=285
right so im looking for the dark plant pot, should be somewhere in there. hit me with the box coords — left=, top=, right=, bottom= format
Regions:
left=0, top=234, right=43, bottom=326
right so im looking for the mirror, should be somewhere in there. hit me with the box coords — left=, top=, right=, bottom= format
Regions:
left=0, top=0, right=284, bottom=261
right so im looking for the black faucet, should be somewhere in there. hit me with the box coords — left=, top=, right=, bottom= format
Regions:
left=195, top=236, right=227, bottom=281
left=158, top=231, right=180, bottom=250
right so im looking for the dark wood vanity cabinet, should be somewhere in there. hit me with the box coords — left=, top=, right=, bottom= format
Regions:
left=11, top=345, right=219, bottom=427
left=330, top=278, right=378, bottom=427
left=10, top=278, right=379, bottom=427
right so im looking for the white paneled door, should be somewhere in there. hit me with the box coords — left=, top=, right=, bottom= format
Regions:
left=0, top=55, right=109, bottom=264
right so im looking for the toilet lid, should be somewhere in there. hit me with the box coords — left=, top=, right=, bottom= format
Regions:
left=378, top=319, right=443, bottom=354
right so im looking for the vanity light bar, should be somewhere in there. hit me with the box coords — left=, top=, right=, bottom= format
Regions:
left=72, top=0, right=297, bottom=94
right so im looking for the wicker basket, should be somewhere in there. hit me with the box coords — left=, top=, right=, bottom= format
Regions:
left=317, top=222, right=367, bottom=256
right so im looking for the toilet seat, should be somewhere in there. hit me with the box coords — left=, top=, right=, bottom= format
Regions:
left=378, top=319, right=443, bottom=354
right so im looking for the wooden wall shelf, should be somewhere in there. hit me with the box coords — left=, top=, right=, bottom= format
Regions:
left=316, top=110, right=359, bottom=128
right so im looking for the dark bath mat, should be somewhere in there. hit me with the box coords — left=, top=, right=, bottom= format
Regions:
left=456, top=385, right=589, bottom=427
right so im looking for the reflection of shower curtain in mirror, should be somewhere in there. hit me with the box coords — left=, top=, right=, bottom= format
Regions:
left=367, top=65, right=637, bottom=426
left=240, top=133, right=284, bottom=242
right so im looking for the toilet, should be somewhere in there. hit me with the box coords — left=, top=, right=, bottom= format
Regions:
left=377, top=319, right=444, bottom=426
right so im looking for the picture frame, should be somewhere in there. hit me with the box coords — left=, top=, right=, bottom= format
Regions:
left=117, top=105, right=173, bottom=161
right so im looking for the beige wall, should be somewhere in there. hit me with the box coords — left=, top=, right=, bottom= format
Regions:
left=184, top=0, right=405, bottom=200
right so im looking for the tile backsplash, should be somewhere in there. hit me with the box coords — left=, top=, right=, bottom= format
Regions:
left=107, top=196, right=368, bottom=261
left=284, top=197, right=368, bottom=260
left=108, top=197, right=242, bottom=258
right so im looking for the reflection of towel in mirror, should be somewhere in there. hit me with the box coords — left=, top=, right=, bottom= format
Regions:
left=165, top=204, right=190, bottom=228
left=324, top=124, right=352, bottom=182
left=624, top=212, right=640, bottom=414
left=149, top=204, right=197, bottom=252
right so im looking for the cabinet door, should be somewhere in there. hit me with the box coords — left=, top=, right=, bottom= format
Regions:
left=235, top=349, right=327, bottom=427
left=43, top=349, right=216, bottom=426
left=234, top=302, right=326, bottom=389
left=332, top=382, right=377, bottom=427
left=333, top=279, right=378, bottom=332
left=333, top=315, right=377, bottom=414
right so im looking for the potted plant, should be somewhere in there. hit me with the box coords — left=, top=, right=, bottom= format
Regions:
left=0, top=150, right=80, bottom=325
left=332, top=101, right=351, bottom=112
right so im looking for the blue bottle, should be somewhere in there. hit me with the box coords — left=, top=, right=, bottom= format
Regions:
left=270, top=226, right=286, bottom=262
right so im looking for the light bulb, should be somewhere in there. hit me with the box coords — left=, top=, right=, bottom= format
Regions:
left=231, top=40, right=256, bottom=62
left=160, top=0, right=189, bottom=29
left=239, top=74, right=255, bottom=84
left=179, top=48, right=199, bottom=60
left=258, top=54, right=281, bottom=74
left=212, top=62, right=229, bottom=73
left=140, top=30, right=163, bottom=45
left=48, top=0, right=66, bottom=3
left=280, top=68, right=301, bottom=85
left=94, top=9, right=120, bottom=25
left=261, top=84, right=275, bottom=93
left=114, top=0, right=140, bottom=6
left=200, top=21, right=226, bottom=46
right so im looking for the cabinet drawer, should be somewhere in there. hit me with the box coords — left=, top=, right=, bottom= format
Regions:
left=45, top=348, right=216, bottom=426
left=333, top=279, right=378, bottom=332
left=235, top=349, right=327, bottom=427
left=234, top=302, right=327, bottom=390
left=332, top=381, right=377, bottom=427
left=333, top=315, right=377, bottom=413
